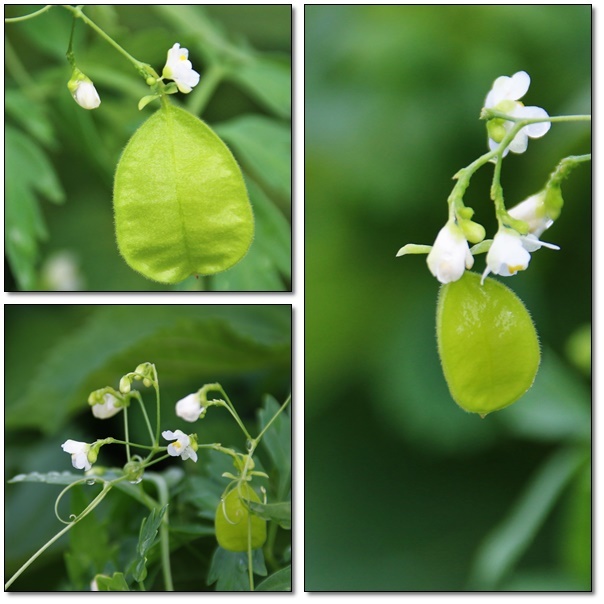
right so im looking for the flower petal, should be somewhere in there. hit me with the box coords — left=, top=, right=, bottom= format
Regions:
left=506, top=71, right=531, bottom=101
left=509, top=130, right=528, bottom=154
left=519, top=106, right=551, bottom=138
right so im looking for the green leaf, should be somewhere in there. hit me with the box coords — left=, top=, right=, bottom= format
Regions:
left=436, top=271, right=540, bottom=415
left=246, top=500, right=291, bottom=529
left=130, top=505, right=167, bottom=583
left=215, top=115, right=291, bottom=203
left=5, top=126, right=64, bottom=290
left=468, top=447, right=587, bottom=589
left=8, top=470, right=84, bottom=486
left=113, top=102, right=254, bottom=283
left=227, top=53, right=291, bottom=118
left=6, top=305, right=291, bottom=434
left=258, top=394, right=291, bottom=498
left=94, top=572, right=130, bottom=591
left=5, top=89, right=56, bottom=148
left=207, top=546, right=267, bottom=591
left=169, top=522, right=215, bottom=537
left=212, top=177, right=291, bottom=290
left=137, top=94, right=161, bottom=111
left=256, top=565, right=292, bottom=591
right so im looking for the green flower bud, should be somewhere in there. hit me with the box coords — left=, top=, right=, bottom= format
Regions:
left=459, top=219, right=486, bottom=244
left=544, top=184, right=564, bottom=221
left=119, top=376, right=131, bottom=394
left=457, top=206, right=474, bottom=220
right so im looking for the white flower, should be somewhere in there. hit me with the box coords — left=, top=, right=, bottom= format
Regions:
left=61, top=439, right=94, bottom=471
left=92, top=393, right=122, bottom=419
left=162, top=43, right=200, bottom=94
left=482, top=228, right=559, bottom=282
left=508, top=192, right=553, bottom=238
left=426, top=221, right=474, bottom=284
left=484, top=71, right=550, bottom=155
left=175, top=392, right=205, bottom=422
left=162, top=430, right=198, bottom=462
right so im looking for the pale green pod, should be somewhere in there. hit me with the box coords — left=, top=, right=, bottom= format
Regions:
left=436, top=271, right=540, bottom=416
left=114, top=102, right=254, bottom=283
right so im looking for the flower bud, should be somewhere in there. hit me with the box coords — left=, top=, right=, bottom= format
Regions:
left=67, top=68, right=101, bottom=110
left=459, top=219, right=486, bottom=244
left=119, top=376, right=131, bottom=394
left=544, top=184, right=564, bottom=222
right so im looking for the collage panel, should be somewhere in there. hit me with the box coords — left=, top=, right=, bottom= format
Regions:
left=305, top=4, right=591, bottom=593
left=4, top=304, right=292, bottom=591
left=5, top=5, right=292, bottom=292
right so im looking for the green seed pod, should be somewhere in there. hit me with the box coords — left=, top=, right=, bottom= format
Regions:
left=113, top=103, right=254, bottom=283
left=436, top=271, right=540, bottom=416
left=215, top=483, right=267, bottom=552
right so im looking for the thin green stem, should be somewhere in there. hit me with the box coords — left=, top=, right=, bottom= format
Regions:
left=200, top=382, right=253, bottom=440
left=123, top=407, right=132, bottom=462
left=491, top=153, right=505, bottom=218
left=5, top=5, right=53, bottom=22
left=141, top=453, right=172, bottom=468
left=152, top=364, right=161, bottom=445
left=5, top=484, right=111, bottom=590
left=255, top=395, right=291, bottom=445
left=219, top=401, right=253, bottom=442
left=61, top=5, right=157, bottom=79
left=186, top=62, right=225, bottom=116
left=106, top=437, right=162, bottom=452
left=207, top=385, right=253, bottom=441
left=485, top=110, right=591, bottom=124
left=448, top=118, right=530, bottom=222
left=199, top=443, right=239, bottom=458
left=132, top=391, right=156, bottom=445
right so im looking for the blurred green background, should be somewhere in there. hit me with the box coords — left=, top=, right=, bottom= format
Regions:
left=305, top=5, right=591, bottom=591
left=5, top=5, right=291, bottom=291
left=4, top=304, right=291, bottom=590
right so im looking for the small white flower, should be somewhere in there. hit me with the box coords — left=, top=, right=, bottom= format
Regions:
left=61, top=439, right=94, bottom=471
left=162, top=429, right=198, bottom=462
left=162, top=43, right=200, bottom=94
left=484, top=71, right=550, bottom=156
left=482, top=228, right=559, bottom=282
left=175, top=392, right=205, bottom=422
left=508, top=192, right=553, bottom=238
left=426, top=221, right=474, bottom=284
left=92, top=393, right=122, bottom=419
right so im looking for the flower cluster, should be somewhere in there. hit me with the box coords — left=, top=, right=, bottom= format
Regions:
left=61, top=363, right=199, bottom=474
left=397, top=70, right=559, bottom=285
left=68, top=43, right=200, bottom=113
